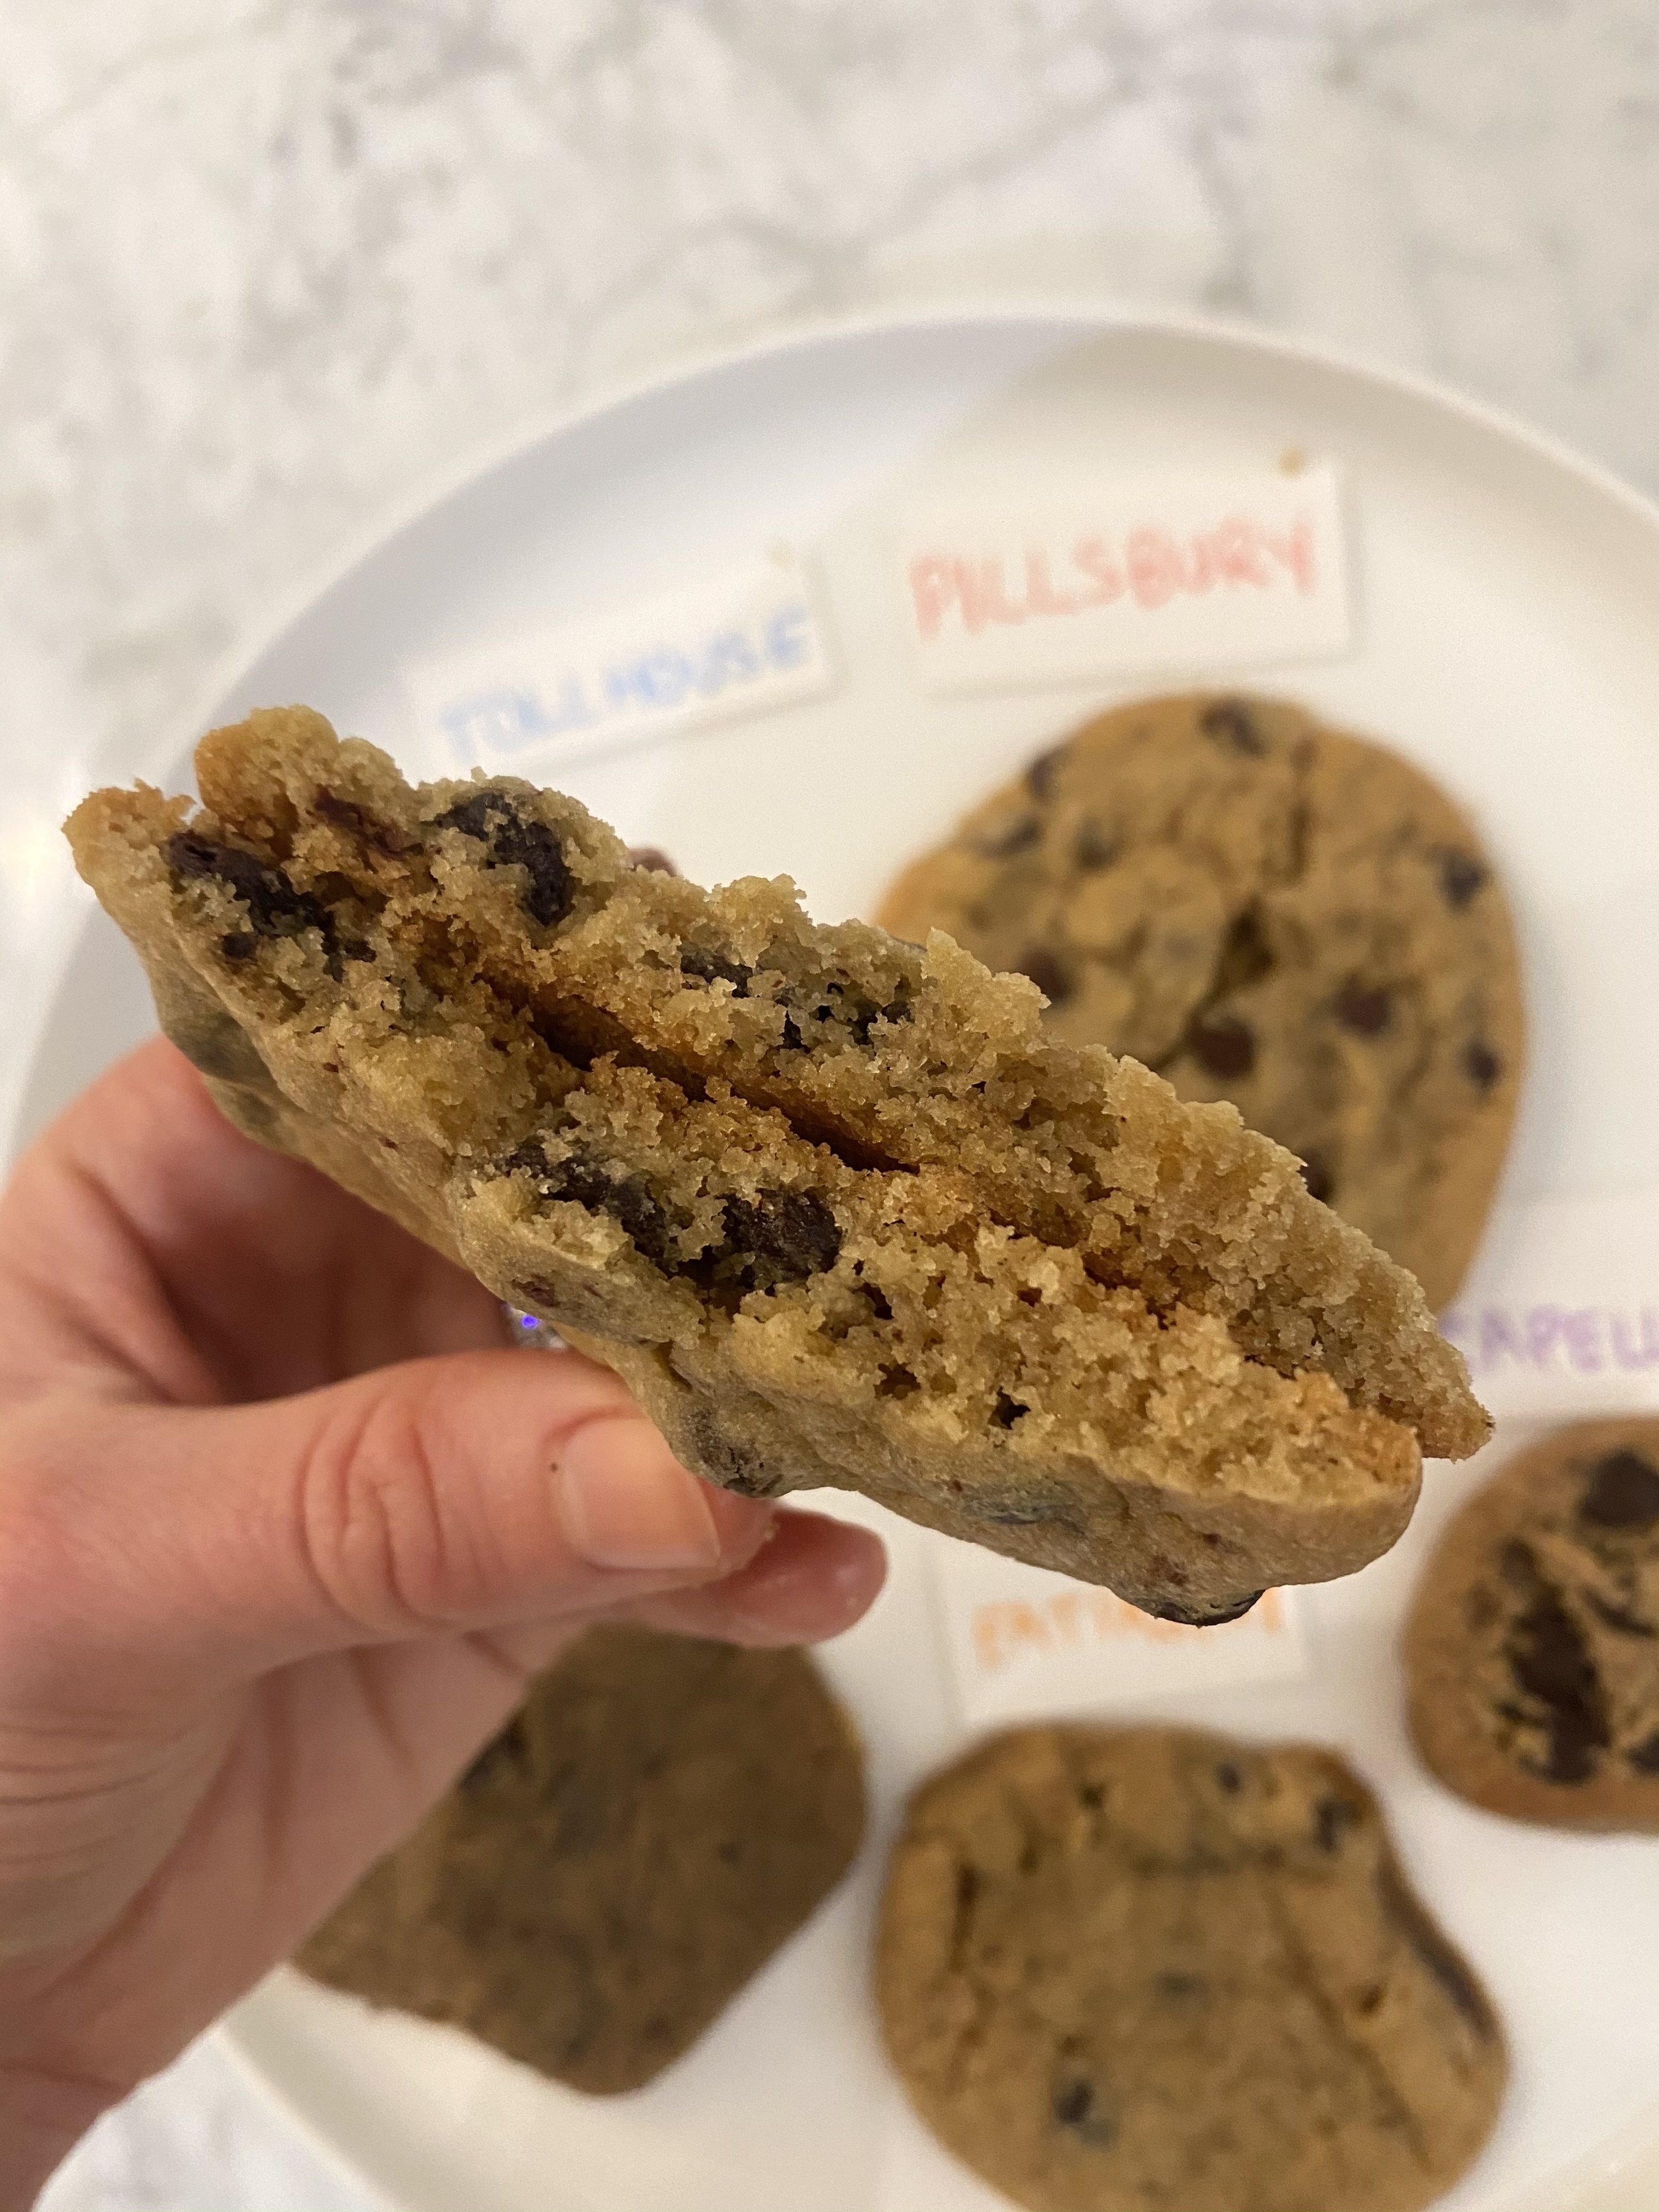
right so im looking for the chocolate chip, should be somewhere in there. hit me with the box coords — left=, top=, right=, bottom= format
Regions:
left=1314, top=1795, right=1360, bottom=1853
left=992, top=1392, right=1029, bottom=1428
left=1438, top=849, right=1488, bottom=909
left=679, top=945, right=753, bottom=995
left=1298, top=1152, right=1335, bottom=1204
left=629, top=846, right=677, bottom=874
left=1199, top=698, right=1267, bottom=757
left=1015, top=947, right=1073, bottom=1007
left=315, top=787, right=407, bottom=854
left=1463, top=1040, right=1501, bottom=1092
left=721, top=1189, right=842, bottom=1280
left=493, top=815, right=575, bottom=926
left=1335, top=980, right=1392, bottom=1035
left=845, top=991, right=912, bottom=1046
left=167, top=832, right=331, bottom=941
left=1376, top=1861, right=1497, bottom=2038
left=173, top=832, right=310, bottom=929
left=1579, top=1448, right=1659, bottom=1530
left=1506, top=1585, right=1609, bottom=1783
left=1211, top=906, right=1275, bottom=995
left=975, top=813, right=1041, bottom=858
left=1075, top=821, right=1118, bottom=871
left=1627, top=1731, right=1659, bottom=1775
left=461, top=1710, right=531, bottom=1791
left=1188, top=1011, right=1256, bottom=1080
left=685, top=1407, right=774, bottom=1496
left=504, top=1141, right=675, bottom=1265
left=1052, top=2079, right=1093, bottom=2127
left=1143, top=1590, right=1264, bottom=1627
left=1050, top=2077, right=1116, bottom=2146
left=434, top=792, right=574, bottom=926
left=1215, top=1762, right=1242, bottom=1793
left=434, top=791, right=513, bottom=841
left=220, top=932, right=257, bottom=960
left=1026, top=746, right=1065, bottom=801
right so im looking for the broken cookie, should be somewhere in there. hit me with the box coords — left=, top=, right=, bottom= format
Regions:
left=1405, top=1417, right=1659, bottom=1830
left=66, top=707, right=1488, bottom=1619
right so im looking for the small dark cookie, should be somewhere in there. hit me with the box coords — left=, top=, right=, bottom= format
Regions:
left=295, top=1625, right=865, bottom=2092
left=1406, top=1418, right=1659, bottom=1831
left=877, top=1724, right=1506, bottom=2212
left=880, top=692, right=1524, bottom=1312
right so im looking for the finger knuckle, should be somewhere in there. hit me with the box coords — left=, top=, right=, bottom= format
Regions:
left=293, top=1389, right=475, bottom=1635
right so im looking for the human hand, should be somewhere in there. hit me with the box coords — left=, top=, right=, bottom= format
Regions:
left=0, top=1039, right=886, bottom=2207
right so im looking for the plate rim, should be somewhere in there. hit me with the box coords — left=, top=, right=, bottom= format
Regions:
left=117, top=291, right=1659, bottom=791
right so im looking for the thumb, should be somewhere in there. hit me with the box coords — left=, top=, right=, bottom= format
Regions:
left=7, top=1347, right=776, bottom=1703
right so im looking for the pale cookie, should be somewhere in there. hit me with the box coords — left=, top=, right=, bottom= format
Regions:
left=296, top=1625, right=865, bottom=2093
left=1406, top=1418, right=1659, bottom=1830
left=66, top=708, right=1489, bottom=1621
left=876, top=1724, right=1507, bottom=2212
left=880, top=692, right=1523, bottom=1312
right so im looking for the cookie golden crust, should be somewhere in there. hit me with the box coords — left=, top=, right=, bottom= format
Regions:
left=880, top=692, right=1524, bottom=1313
left=876, top=1725, right=1507, bottom=2212
left=296, top=1626, right=865, bottom=2093
left=1405, top=1418, right=1659, bottom=1832
left=66, top=707, right=1488, bottom=1619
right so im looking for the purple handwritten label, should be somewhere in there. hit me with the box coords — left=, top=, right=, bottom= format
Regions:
left=1442, top=1304, right=1659, bottom=1378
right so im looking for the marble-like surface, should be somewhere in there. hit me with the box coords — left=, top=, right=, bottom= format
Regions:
left=9, top=1, right=1659, bottom=2201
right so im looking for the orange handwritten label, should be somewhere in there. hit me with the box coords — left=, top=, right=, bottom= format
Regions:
left=897, top=471, right=1349, bottom=694
left=928, top=1541, right=1309, bottom=1727
left=971, top=1585, right=1289, bottom=1674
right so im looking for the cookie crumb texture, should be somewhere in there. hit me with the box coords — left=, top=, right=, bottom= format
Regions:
left=880, top=693, right=1524, bottom=1313
left=295, top=1625, right=865, bottom=2093
left=1406, top=1418, right=1659, bottom=1831
left=66, top=707, right=1488, bottom=1617
left=877, top=1726, right=1506, bottom=2212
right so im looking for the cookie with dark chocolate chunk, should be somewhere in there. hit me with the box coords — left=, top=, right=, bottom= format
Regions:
left=1405, top=1417, right=1659, bottom=1830
left=295, top=1625, right=865, bottom=2093
left=879, top=692, right=1524, bottom=1313
left=876, top=1724, right=1506, bottom=2212
left=66, top=707, right=1489, bottom=1621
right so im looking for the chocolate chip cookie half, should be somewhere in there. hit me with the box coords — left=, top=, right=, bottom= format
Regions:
left=67, top=707, right=1488, bottom=1621
left=879, top=692, right=1523, bottom=1313
left=1405, top=1418, right=1659, bottom=1830
left=876, top=1725, right=1507, bottom=2212
left=296, top=1625, right=865, bottom=2093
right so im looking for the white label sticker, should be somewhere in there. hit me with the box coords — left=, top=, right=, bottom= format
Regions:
left=404, top=549, right=834, bottom=776
left=896, top=467, right=1352, bottom=693
left=1441, top=1193, right=1659, bottom=1419
left=930, top=1540, right=1308, bottom=1731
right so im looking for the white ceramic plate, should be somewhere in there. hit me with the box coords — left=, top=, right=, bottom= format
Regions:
left=13, top=310, right=1659, bottom=2212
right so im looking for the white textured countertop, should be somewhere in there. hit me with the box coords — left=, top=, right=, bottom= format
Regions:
left=13, top=2, right=1659, bottom=2204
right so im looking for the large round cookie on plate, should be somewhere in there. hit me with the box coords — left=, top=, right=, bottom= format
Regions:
left=879, top=692, right=1524, bottom=1312
left=1405, top=1417, right=1659, bottom=1832
left=875, top=1723, right=1506, bottom=2212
